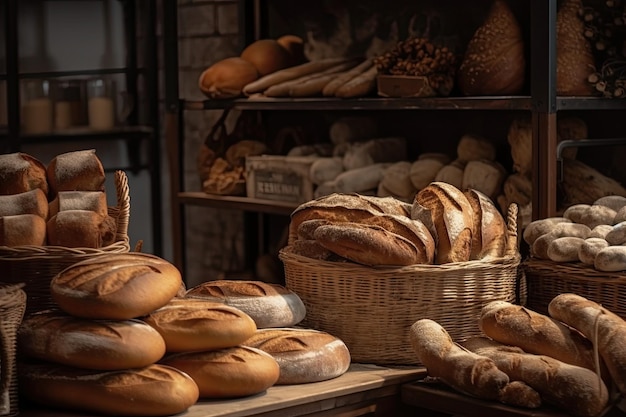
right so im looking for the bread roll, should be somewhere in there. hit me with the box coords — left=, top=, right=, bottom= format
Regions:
left=531, top=223, right=591, bottom=259
left=462, top=159, right=506, bottom=201
left=160, top=346, right=279, bottom=398
left=577, top=204, right=617, bottom=229
left=549, top=293, right=626, bottom=396
left=199, top=57, right=259, bottom=99
left=341, top=137, right=407, bottom=171
left=48, top=190, right=108, bottom=218
left=410, top=157, right=446, bottom=190
left=0, top=152, right=48, bottom=196
left=309, top=157, right=344, bottom=185
left=380, top=161, right=417, bottom=199
left=433, top=160, right=465, bottom=189
left=50, top=252, right=182, bottom=320
left=578, top=237, right=609, bottom=265
left=142, top=298, right=257, bottom=352
left=414, top=182, right=474, bottom=263
left=522, top=217, right=571, bottom=246
left=18, top=310, right=166, bottom=370
left=464, top=189, right=507, bottom=259
left=332, top=163, right=390, bottom=194
left=588, top=224, right=613, bottom=239
left=19, top=363, right=199, bottom=416
left=615, top=206, right=626, bottom=224
left=605, top=221, right=626, bottom=245
left=46, top=149, right=106, bottom=195
left=46, top=210, right=117, bottom=248
left=594, top=195, right=626, bottom=212
left=563, top=203, right=592, bottom=223
left=0, top=188, right=48, bottom=219
left=594, top=245, right=626, bottom=272
left=0, top=214, right=46, bottom=246
left=456, top=134, right=497, bottom=162
left=547, top=236, right=585, bottom=262
left=243, top=328, right=351, bottom=385
left=185, top=280, right=306, bottom=329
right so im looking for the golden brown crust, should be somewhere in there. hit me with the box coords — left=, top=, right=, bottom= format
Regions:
left=464, top=189, right=507, bottom=259
left=46, top=149, right=105, bottom=196
left=46, top=210, right=117, bottom=248
left=0, top=188, right=49, bottom=219
left=0, top=214, right=46, bottom=246
left=0, top=152, right=48, bottom=196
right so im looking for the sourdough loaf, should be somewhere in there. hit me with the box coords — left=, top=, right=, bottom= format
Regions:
left=0, top=152, right=48, bottom=196
left=46, top=149, right=106, bottom=195
left=46, top=209, right=117, bottom=248
left=464, top=189, right=507, bottom=259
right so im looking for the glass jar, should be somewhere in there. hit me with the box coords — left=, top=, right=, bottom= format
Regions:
left=21, top=79, right=53, bottom=134
left=86, top=77, right=116, bottom=130
left=52, top=79, right=86, bottom=130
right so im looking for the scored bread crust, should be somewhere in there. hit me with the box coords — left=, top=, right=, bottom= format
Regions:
left=464, top=189, right=507, bottom=259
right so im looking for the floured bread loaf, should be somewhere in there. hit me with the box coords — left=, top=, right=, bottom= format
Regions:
left=49, top=190, right=108, bottom=217
left=0, top=214, right=47, bottom=246
left=47, top=149, right=106, bottom=195
left=161, top=346, right=279, bottom=398
left=185, top=280, right=306, bottom=328
left=243, top=328, right=351, bottom=385
left=0, top=152, right=48, bottom=196
left=464, top=189, right=507, bottom=259
left=46, top=210, right=117, bottom=248
left=0, top=188, right=48, bottom=219
left=18, top=310, right=166, bottom=370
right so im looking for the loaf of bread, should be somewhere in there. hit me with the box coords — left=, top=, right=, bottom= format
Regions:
left=50, top=252, right=183, bottom=320
left=380, top=161, right=417, bottom=200
left=0, top=214, right=46, bottom=246
left=457, top=134, right=497, bottom=162
left=462, top=159, right=506, bottom=201
left=18, top=310, right=166, bottom=370
left=531, top=222, right=591, bottom=259
left=464, top=189, right=507, bottom=259
left=46, top=149, right=106, bottom=195
left=434, top=160, right=465, bottom=190
left=462, top=336, right=609, bottom=417
left=142, top=298, right=257, bottom=352
left=594, top=195, right=626, bottom=212
left=0, top=152, right=48, bottom=196
left=48, top=190, right=108, bottom=218
left=185, top=280, right=306, bottom=328
left=594, top=245, right=626, bottom=271
left=46, top=209, right=117, bottom=248
left=605, top=221, right=626, bottom=245
left=524, top=217, right=571, bottom=246
left=160, top=346, right=279, bottom=398
left=19, top=362, right=199, bottom=416
left=578, top=237, right=609, bottom=265
left=243, top=328, right=351, bottom=385
left=547, top=236, right=585, bottom=262
left=0, top=188, right=48, bottom=219
left=409, top=157, right=448, bottom=191
left=283, top=239, right=343, bottom=261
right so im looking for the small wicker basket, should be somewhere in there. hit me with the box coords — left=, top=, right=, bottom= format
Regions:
left=524, top=258, right=626, bottom=320
left=0, top=283, right=26, bottom=417
left=280, top=204, right=524, bottom=365
left=0, top=170, right=131, bottom=317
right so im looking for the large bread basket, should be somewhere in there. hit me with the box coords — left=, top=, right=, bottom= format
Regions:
left=280, top=204, right=524, bottom=365
left=0, top=170, right=131, bottom=316
left=0, top=283, right=26, bottom=416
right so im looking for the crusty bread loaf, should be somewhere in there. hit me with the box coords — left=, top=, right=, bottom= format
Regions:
left=18, top=310, right=166, bottom=370
left=594, top=195, right=626, bottom=212
left=414, top=182, right=474, bottom=263
left=594, top=245, right=626, bottom=272
left=243, top=328, right=351, bottom=385
left=576, top=204, right=617, bottom=229
left=578, top=237, right=609, bottom=265
left=462, top=336, right=609, bottom=417
left=0, top=188, right=48, bottom=219
left=531, top=223, right=591, bottom=259
left=0, top=152, right=48, bottom=196
left=19, top=363, right=199, bottom=416
left=522, top=217, right=571, bottom=246
left=48, top=190, right=108, bottom=218
left=283, top=239, right=342, bottom=261
left=605, top=221, right=626, bottom=245
left=457, top=134, right=497, bottom=162
left=563, top=204, right=592, bottom=224
left=434, top=160, right=465, bottom=189
left=46, top=149, right=106, bottom=195
left=588, top=224, right=612, bottom=239
left=46, top=209, right=117, bottom=248
left=547, top=236, right=585, bottom=262
left=185, top=280, right=306, bottom=329
left=0, top=214, right=46, bottom=246
left=50, top=252, right=183, bottom=320
left=461, top=159, right=506, bottom=201
left=464, top=189, right=507, bottom=259
left=160, top=346, right=279, bottom=398
left=142, top=298, right=257, bottom=352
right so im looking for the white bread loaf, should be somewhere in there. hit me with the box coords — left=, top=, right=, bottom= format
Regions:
left=142, top=298, right=257, bottom=352
left=46, top=149, right=106, bottom=195
left=594, top=245, right=626, bottom=272
left=588, top=224, right=613, bottom=239
left=243, top=328, right=350, bottom=385
left=576, top=204, right=617, bottom=229
left=547, top=236, right=585, bottom=262
left=160, top=346, right=279, bottom=398
left=19, top=363, right=199, bottom=416
left=48, top=190, right=108, bottom=218
left=531, top=223, right=591, bottom=259
left=0, top=189, right=48, bottom=219
left=18, top=310, right=166, bottom=370
left=464, top=189, right=507, bottom=259
left=50, top=252, right=183, bottom=320
left=0, top=152, right=48, bottom=196
left=461, top=159, right=506, bottom=200
left=332, top=163, right=390, bottom=194
left=409, top=157, right=447, bottom=190
left=433, top=159, right=465, bottom=190
left=0, top=214, right=46, bottom=246
left=605, top=221, right=626, bottom=245
left=614, top=206, right=626, bottom=224
left=578, top=237, right=609, bottom=265
left=456, top=134, right=497, bottom=162
left=185, top=280, right=306, bottom=328
left=380, top=161, right=416, bottom=199
left=594, top=195, right=626, bottom=212
left=522, top=217, right=571, bottom=246
left=46, top=209, right=117, bottom=248
left=563, top=204, right=591, bottom=223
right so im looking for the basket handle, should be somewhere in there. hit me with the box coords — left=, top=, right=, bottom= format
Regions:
left=114, top=170, right=131, bottom=244
left=504, top=203, right=519, bottom=257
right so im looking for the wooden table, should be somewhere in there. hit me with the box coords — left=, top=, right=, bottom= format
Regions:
left=20, top=364, right=425, bottom=417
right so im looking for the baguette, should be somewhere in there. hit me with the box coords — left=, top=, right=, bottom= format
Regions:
left=335, top=65, right=378, bottom=98
left=322, top=58, right=373, bottom=96
left=242, top=58, right=350, bottom=95
left=289, top=61, right=363, bottom=97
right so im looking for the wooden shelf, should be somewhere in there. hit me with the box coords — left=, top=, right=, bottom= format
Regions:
left=1, top=125, right=154, bottom=145
left=178, top=192, right=298, bottom=216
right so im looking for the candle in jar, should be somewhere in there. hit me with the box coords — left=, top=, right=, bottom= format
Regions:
left=88, top=96, right=114, bottom=130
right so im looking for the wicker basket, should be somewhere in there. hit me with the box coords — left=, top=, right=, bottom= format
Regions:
left=0, top=283, right=26, bottom=416
left=0, top=170, right=131, bottom=316
left=524, top=258, right=626, bottom=320
left=280, top=204, right=524, bottom=365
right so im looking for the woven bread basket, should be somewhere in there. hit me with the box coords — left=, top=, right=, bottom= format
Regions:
left=0, top=283, right=26, bottom=416
left=524, top=258, right=626, bottom=320
left=280, top=204, right=524, bottom=365
left=0, top=170, right=131, bottom=317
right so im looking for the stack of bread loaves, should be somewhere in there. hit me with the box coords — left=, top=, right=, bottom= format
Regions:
left=18, top=252, right=199, bottom=416
left=286, top=181, right=509, bottom=267
left=184, top=280, right=352, bottom=385
left=0, top=149, right=117, bottom=248
left=410, top=293, right=626, bottom=416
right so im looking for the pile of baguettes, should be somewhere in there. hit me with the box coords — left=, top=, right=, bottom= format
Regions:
left=18, top=252, right=351, bottom=416
left=410, top=294, right=626, bottom=417
left=285, top=181, right=510, bottom=266
left=0, top=150, right=116, bottom=248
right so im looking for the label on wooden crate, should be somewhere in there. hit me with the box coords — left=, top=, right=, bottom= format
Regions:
left=246, top=155, right=315, bottom=203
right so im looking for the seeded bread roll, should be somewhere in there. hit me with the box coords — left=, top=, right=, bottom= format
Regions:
left=50, top=252, right=183, bottom=320
left=0, top=189, right=48, bottom=219
left=243, top=328, right=351, bottom=385
left=142, top=298, right=257, bottom=352
left=18, top=310, right=166, bottom=370
left=48, top=190, right=108, bottom=218
left=185, top=280, right=306, bottom=329
left=160, top=346, right=279, bottom=398
left=0, top=152, right=48, bottom=196
left=46, top=210, right=117, bottom=248
left=19, top=363, right=199, bottom=417
left=46, top=149, right=106, bottom=196
left=0, top=214, right=46, bottom=246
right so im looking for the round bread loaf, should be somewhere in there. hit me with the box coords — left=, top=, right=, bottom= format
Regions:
left=142, top=298, right=257, bottom=352
left=0, top=152, right=48, bottom=196
left=46, top=149, right=106, bottom=195
left=18, top=310, right=166, bottom=370
left=50, top=252, right=183, bottom=320
left=185, top=280, right=306, bottom=328
left=19, top=363, right=199, bottom=416
left=243, top=328, right=351, bottom=385
left=160, top=346, right=279, bottom=398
